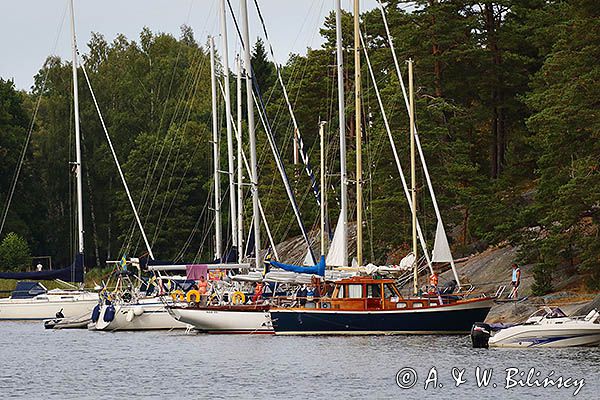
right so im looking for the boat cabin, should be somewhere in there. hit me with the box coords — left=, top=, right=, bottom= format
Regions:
left=320, top=276, right=442, bottom=311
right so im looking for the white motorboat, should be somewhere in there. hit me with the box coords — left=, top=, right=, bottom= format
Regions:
left=167, top=304, right=273, bottom=334
left=471, top=307, right=600, bottom=348
left=0, top=282, right=98, bottom=321
left=90, top=297, right=190, bottom=331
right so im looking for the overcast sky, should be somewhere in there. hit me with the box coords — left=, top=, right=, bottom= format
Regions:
left=1, top=0, right=380, bottom=91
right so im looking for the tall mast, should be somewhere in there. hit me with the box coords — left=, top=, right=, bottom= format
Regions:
left=409, top=59, right=418, bottom=296
left=220, top=0, right=237, bottom=251
left=335, top=0, right=348, bottom=267
left=69, top=0, right=84, bottom=257
left=241, top=0, right=261, bottom=265
left=209, top=37, right=222, bottom=260
left=319, top=121, right=327, bottom=256
left=353, top=0, right=363, bottom=266
left=236, top=55, right=244, bottom=263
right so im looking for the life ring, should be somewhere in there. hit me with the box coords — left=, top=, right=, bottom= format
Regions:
left=186, top=290, right=201, bottom=303
left=171, top=290, right=185, bottom=302
left=230, top=291, right=245, bottom=305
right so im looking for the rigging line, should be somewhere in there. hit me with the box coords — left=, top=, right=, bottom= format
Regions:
left=138, top=48, right=210, bottom=251
left=359, top=28, right=433, bottom=274
left=225, top=0, right=315, bottom=262
left=252, top=0, right=321, bottom=209
left=221, top=83, right=280, bottom=260
left=79, top=56, right=155, bottom=260
left=137, top=0, right=205, bottom=206
left=0, top=2, right=69, bottom=238
left=377, top=1, right=460, bottom=286
left=131, top=17, right=212, bottom=251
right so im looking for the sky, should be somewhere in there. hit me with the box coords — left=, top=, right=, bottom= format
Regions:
left=1, top=0, right=380, bottom=91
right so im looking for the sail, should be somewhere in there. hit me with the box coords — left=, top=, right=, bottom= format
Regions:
left=432, top=220, right=453, bottom=263
left=326, top=213, right=346, bottom=266
left=0, top=253, right=84, bottom=283
left=399, top=252, right=416, bottom=270
left=303, top=248, right=314, bottom=266
left=269, top=255, right=325, bottom=277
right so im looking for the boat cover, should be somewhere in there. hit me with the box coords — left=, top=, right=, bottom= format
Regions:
left=0, top=253, right=84, bottom=283
left=269, top=255, right=325, bottom=277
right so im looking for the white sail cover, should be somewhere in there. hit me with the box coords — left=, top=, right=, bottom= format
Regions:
left=303, top=247, right=315, bottom=266
left=432, top=220, right=453, bottom=263
left=399, top=252, right=415, bottom=270
left=326, top=213, right=346, bottom=266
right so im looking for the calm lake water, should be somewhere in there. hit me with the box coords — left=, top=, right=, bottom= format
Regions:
left=0, top=321, right=598, bottom=399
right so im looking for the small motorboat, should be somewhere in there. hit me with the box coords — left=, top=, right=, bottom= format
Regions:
left=44, top=309, right=91, bottom=329
left=471, top=307, right=600, bottom=348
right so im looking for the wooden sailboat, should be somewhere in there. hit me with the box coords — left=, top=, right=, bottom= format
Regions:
left=269, top=0, right=493, bottom=335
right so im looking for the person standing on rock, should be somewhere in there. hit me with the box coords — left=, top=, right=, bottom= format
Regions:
left=509, top=263, right=521, bottom=299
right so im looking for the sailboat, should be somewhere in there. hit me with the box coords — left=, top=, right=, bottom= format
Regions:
left=0, top=0, right=99, bottom=321
left=269, top=0, right=493, bottom=335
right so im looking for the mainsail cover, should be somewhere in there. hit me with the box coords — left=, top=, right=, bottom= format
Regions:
left=270, top=255, right=325, bottom=277
left=326, top=213, right=346, bottom=267
left=432, top=220, right=453, bottom=263
left=0, top=253, right=84, bottom=283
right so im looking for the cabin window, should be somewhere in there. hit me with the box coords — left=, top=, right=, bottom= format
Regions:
left=384, top=284, right=396, bottom=298
left=347, top=284, right=362, bottom=299
left=413, top=302, right=424, bottom=308
left=396, top=302, right=407, bottom=308
left=366, top=284, right=381, bottom=298
left=336, top=286, right=344, bottom=299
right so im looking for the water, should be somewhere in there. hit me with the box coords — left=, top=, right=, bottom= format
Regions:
left=0, top=322, right=598, bottom=399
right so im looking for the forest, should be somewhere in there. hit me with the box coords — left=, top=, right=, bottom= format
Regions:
left=0, top=0, right=598, bottom=293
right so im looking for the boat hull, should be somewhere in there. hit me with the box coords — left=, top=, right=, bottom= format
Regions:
left=489, top=326, right=600, bottom=348
left=168, top=307, right=273, bottom=334
left=271, top=299, right=493, bottom=335
left=92, top=301, right=189, bottom=331
left=0, top=293, right=98, bottom=321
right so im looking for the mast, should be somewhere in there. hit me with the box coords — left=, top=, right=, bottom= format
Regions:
left=335, top=0, right=348, bottom=267
left=241, top=0, right=261, bottom=265
left=319, top=121, right=327, bottom=256
left=353, top=0, right=363, bottom=266
left=409, top=59, right=418, bottom=296
left=220, top=0, right=237, bottom=251
left=209, top=37, right=222, bottom=260
left=236, top=55, right=244, bottom=263
left=69, top=0, right=84, bottom=258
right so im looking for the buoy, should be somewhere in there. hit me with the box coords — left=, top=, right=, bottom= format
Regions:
left=171, top=290, right=185, bottom=302
left=230, top=291, right=245, bottom=305
left=186, top=290, right=201, bottom=303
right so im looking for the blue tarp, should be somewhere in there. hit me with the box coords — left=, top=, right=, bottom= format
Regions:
left=0, top=253, right=84, bottom=283
left=269, top=255, right=325, bottom=277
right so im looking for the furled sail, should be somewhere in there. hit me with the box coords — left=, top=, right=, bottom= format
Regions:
left=326, top=213, right=346, bottom=267
left=269, top=255, right=325, bottom=277
left=432, top=220, right=453, bottom=263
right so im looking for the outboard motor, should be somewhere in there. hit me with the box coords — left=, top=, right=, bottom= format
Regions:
left=471, top=322, right=491, bottom=348
left=91, top=304, right=101, bottom=323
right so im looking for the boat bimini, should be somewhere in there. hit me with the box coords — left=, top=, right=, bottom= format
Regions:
left=471, top=307, right=600, bottom=348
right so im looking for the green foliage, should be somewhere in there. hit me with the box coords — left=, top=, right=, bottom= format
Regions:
left=0, top=232, right=31, bottom=271
left=0, top=2, right=598, bottom=285
left=531, top=262, right=554, bottom=296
